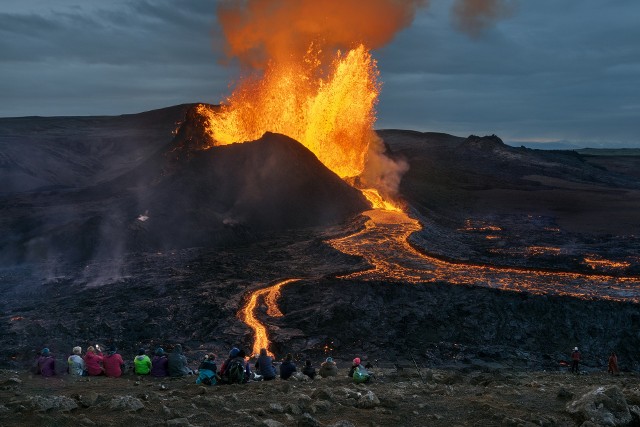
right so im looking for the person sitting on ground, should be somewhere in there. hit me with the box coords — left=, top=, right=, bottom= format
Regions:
left=302, top=359, right=316, bottom=379
left=168, top=344, right=192, bottom=377
left=279, top=353, right=297, bottom=380
left=319, top=357, right=338, bottom=378
left=103, top=345, right=125, bottom=378
left=255, top=348, right=277, bottom=381
left=608, top=351, right=619, bottom=375
left=67, top=346, right=86, bottom=376
left=35, top=348, right=56, bottom=377
left=151, top=347, right=169, bottom=377
left=349, top=357, right=371, bottom=383
left=134, top=348, right=152, bottom=376
left=196, top=353, right=218, bottom=385
left=84, top=345, right=104, bottom=376
left=220, top=347, right=247, bottom=384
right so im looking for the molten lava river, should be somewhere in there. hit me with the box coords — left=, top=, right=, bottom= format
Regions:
left=241, top=208, right=640, bottom=355
left=198, top=39, right=640, bottom=354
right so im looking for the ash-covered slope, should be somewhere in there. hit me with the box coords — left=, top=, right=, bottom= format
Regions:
left=0, top=107, right=369, bottom=265
left=379, top=130, right=640, bottom=273
left=0, top=105, right=192, bottom=194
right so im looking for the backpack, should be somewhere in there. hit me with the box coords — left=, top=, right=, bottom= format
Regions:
left=225, top=359, right=245, bottom=384
left=353, top=365, right=370, bottom=383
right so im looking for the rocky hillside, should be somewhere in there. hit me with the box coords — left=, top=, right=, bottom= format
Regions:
left=2, top=367, right=640, bottom=426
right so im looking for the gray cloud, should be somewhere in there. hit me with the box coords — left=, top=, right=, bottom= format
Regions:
left=0, top=0, right=638, bottom=147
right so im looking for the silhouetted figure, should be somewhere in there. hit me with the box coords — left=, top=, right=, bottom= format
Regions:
left=302, top=359, right=316, bottom=379
left=570, top=347, right=581, bottom=374
left=608, top=351, right=619, bottom=375
left=279, top=353, right=297, bottom=380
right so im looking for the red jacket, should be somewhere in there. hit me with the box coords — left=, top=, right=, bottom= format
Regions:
left=103, top=353, right=125, bottom=377
left=571, top=351, right=581, bottom=361
left=84, top=352, right=104, bottom=376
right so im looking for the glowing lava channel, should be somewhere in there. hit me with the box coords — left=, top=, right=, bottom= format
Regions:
left=328, top=210, right=640, bottom=302
left=240, top=278, right=300, bottom=356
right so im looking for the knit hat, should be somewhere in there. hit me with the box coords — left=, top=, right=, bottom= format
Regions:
left=155, top=347, right=165, bottom=356
left=326, top=357, right=333, bottom=363
left=73, top=346, right=82, bottom=355
left=353, top=357, right=361, bottom=365
left=229, top=347, right=240, bottom=358
left=41, top=348, right=50, bottom=356
left=138, top=348, right=145, bottom=356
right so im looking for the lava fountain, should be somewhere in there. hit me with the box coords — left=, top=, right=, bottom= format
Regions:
left=197, top=44, right=378, bottom=181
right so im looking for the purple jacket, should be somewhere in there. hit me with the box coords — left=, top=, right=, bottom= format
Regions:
left=37, top=355, right=56, bottom=377
left=151, top=355, right=169, bottom=377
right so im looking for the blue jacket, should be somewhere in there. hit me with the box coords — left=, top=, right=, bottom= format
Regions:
left=256, top=355, right=276, bottom=379
left=279, top=360, right=296, bottom=380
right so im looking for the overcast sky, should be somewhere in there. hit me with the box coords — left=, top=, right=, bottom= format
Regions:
left=1, top=0, right=639, bottom=148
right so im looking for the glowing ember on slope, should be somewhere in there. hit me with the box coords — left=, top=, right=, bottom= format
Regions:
left=583, top=257, right=631, bottom=271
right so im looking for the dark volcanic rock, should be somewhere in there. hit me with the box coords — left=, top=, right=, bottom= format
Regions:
left=0, top=107, right=368, bottom=265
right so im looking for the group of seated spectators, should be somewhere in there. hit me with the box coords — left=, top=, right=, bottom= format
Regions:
left=34, top=345, right=371, bottom=384
left=35, top=344, right=192, bottom=378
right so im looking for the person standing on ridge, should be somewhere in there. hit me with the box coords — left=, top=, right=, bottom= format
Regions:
left=570, top=347, right=581, bottom=374
left=608, top=351, right=619, bottom=375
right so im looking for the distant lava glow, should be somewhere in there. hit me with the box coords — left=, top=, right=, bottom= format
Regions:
left=328, top=210, right=640, bottom=302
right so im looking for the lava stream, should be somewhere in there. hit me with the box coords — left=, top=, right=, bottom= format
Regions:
left=328, top=210, right=640, bottom=302
left=240, top=278, right=300, bottom=356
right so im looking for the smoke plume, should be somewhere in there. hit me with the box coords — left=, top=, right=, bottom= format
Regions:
left=216, top=0, right=428, bottom=69
left=452, top=0, right=516, bottom=36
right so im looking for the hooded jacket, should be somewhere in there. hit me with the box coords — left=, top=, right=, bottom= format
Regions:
left=151, top=355, right=169, bottom=377
left=256, top=354, right=276, bottom=380
left=84, top=351, right=104, bottom=376
left=134, top=354, right=152, bottom=375
left=36, top=355, right=56, bottom=377
left=168, top=345, right=190, bottom=377
left=103, top=351, right=125, bottom=377
left=319, top=360, right=338, bottom=378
